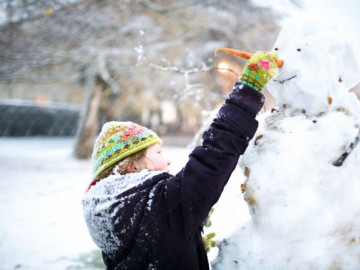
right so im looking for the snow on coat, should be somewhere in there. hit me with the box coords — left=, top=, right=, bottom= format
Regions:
left=83, top=83, right=265, bottom=270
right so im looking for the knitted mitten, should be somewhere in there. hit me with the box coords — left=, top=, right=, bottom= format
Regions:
left=202, top=232, right=216, bottom=253
left=202, top=207, right=216, bottom=253
left=239, top=51, right=278, bottom=92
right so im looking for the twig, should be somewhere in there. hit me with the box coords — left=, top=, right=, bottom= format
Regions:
left=333, top=128, right=360, bottom=166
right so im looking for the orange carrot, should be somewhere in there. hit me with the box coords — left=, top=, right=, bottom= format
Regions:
left=215, top=47, right=284, bottom=68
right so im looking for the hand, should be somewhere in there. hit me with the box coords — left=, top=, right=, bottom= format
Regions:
left=202, top=232, right=216, bottom=253
left=239, top=51, right=278, bottom=92
left=202, top=207, right=216, bottom=253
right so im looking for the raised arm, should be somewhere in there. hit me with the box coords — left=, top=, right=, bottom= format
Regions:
left=165, top=51, right=278, bottom=237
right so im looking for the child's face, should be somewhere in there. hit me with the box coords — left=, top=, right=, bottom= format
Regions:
left=142, top=144, right=171, bottom=172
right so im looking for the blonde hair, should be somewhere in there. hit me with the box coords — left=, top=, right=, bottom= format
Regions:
left=94, top=148, right=147, bottom=182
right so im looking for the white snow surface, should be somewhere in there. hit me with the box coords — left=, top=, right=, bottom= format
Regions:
left=0, top=138, right=96, bottom=270
left=267, top=17, right=360, bottom=115
left=0, top=137, right=249, bottom=269
left=212, top=17, right=360, bottom=269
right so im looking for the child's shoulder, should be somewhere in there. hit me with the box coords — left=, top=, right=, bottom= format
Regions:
left=87, top=170, right=168, bottom=197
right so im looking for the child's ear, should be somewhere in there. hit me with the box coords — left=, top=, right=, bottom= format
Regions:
left=126, top=162, right=137, bottom=173
left=126, top=160, right=141, bottom=173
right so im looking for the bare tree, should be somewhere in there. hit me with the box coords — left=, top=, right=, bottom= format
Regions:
left=0, top=0, right=280, bottom=158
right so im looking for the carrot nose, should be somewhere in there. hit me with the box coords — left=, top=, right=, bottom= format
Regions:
left=215, top=47, right=284, bottom=68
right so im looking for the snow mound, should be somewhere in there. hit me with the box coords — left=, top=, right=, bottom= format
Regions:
left=267, top=17, right=360, bottom=115
left=212, top=17, right=360, bottom=269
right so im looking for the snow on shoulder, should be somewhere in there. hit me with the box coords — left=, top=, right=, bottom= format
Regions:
left=212, top=17, right=360, bottom=270
left=83, top=170, right=163, bottom=254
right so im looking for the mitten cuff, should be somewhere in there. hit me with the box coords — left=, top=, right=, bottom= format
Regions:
left=239, top=74, right=264, bottom=92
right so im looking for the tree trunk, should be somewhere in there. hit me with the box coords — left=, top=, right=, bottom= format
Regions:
left=74, top=75, right=104, bottom=159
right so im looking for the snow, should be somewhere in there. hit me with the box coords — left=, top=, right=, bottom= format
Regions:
left=83, top=170, right=164, bottom=254
left=251, top=0, right=360, bottom=73
left=2, top=4, right=360, bottom=270
left=3, top=28, right=360, bottom=267
left=0, top=138, right=95, bottom=269
left=211, top=16, right=360, bottom=270
left=0, top=134, right=251, bottom=269
left=267, top=17, right=360, bottom=115
left=0, top=138, right=192, bottom=269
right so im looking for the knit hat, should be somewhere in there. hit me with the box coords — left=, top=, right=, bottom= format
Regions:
left=92, top=121, right=162, bottom=179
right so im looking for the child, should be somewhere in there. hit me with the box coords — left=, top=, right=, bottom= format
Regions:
left=83, top=51, right=278, bottom=270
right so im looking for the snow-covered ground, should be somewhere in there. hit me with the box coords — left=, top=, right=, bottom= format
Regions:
left=0, top=138, right=97, bottom=270
left=0, top=137, right=248, bottom=270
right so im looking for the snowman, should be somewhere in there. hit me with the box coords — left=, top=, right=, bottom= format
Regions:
left=212, top=18, right=360, bottom=269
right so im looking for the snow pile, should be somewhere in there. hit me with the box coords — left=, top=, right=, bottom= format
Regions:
left=212, top=17, right=360, bottom=269
left=0, top=138, right=97, bottom=270
left=268, top=17, right=360, bottom=114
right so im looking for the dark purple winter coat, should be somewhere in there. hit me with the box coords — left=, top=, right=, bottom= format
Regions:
left=82, top=82, right=264, bottom=270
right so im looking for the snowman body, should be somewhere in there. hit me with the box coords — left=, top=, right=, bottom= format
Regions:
left=212, top=18, right=360, bottom=269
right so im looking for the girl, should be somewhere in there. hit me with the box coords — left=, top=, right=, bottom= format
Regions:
left=83, top=51, right=278, bottom=270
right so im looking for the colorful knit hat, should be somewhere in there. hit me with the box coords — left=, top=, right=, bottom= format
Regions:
left=92, top=121, right=162, bottom=179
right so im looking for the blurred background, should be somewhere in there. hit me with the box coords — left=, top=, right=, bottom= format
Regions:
left=1, top=0, right=359, bottom=269
left=0, top=0, right=287, bottom=158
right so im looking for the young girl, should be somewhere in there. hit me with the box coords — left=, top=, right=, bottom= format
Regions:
left=83, top=51, right=278, bottom=270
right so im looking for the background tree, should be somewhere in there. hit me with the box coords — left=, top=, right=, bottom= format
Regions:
left=0, top=0, right=283, bottom=158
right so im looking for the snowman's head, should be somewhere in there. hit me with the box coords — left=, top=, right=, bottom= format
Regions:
left=267, top=17, right=360, bottom=115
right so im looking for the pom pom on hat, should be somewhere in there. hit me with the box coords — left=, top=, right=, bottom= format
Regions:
left=92, top=121, right=162, bottom=179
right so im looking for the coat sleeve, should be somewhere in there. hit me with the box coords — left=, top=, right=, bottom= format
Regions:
left=164, top=82, right=265, bottom=238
